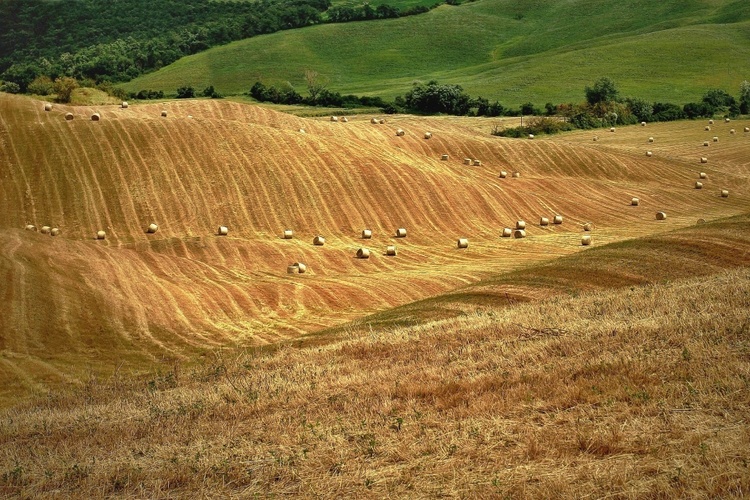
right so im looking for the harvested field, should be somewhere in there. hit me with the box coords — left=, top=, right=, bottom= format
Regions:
left=0, top=94, right=749, bottom=404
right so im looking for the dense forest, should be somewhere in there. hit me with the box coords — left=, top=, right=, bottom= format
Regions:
left=0, top=0, right=443, bottom=90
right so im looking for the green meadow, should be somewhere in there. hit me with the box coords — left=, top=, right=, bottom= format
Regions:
left=123, top=0, right=750, bottom=106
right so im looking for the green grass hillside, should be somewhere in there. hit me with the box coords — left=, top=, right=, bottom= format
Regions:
left=123, top=0, right=750, bottom=106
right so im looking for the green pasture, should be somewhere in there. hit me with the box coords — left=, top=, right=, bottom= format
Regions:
left=123, top=0, right=750, bottom=107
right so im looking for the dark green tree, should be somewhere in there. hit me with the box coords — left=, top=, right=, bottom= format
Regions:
left=585, top=77, right=619, bottom=105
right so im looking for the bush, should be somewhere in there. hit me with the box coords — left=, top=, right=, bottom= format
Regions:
left=652, top=102, right=685, bottom=122
left=0, top=81, right=21, bottom=94
left=585, top=77, right=619, bottom=105
left=403, top=80, right=472, bottom=115
left=28, top=76, right=54, bottom=96
left=176, top=86, right=195, bottom=98
left=132, top=89, right=165, bottom=100
left=683, top=102, right=714, bottom=119
left=53, top=77, right=78, bottom=103
left=492, top=116, right=574, bottom=137
left=202, top=85, right=222, bottom=98
left=626, top=97, right=653, bottom=122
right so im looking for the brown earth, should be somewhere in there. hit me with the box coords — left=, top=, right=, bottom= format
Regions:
left=1, top=94, right=748, bottom=404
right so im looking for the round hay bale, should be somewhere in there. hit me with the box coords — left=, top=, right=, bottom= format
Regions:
left=512, top=171, right=521, bottom=178
left=709, top=119, right=714, bottom=124
left=441, top=154, right=449, bottom=160
left=396, top=129, right=405, bottom=136
left=501, top=227, right=512, bottom=238
left=553, top=215, right=563, bottom=224
left=700, top=157, right=708, bottom=164
left=539, top=217, right=549, bottom=226
left=516, top=220, right=526, bottom=230
left=721, top=189, right=729, bottom=198
left=386, top=245, right=397, bottom=256
left=295, top=262, right=307, bottom=273
left=581, top=235, right=592, bottom=246
left=371, top=117, right=380, bottom=124
left=395, top=228, right=407, bottom=238
left=695, top=181, right=703, bottom=189
left=146, top=223, right=158, bottom=234
left=725, top=118, right=730, bottom=123
left=697, top=218, right=706, bottom=224
left=283, top=229, right=293, bottom=239
left=161, top=110, right=167, bottom=117
left=744, top=127, right=749, bottom=133
left=25, top=224, right=37, bottom=231
left=730, top=129, right=735, bottom=134
left=91, top=113, right=100, bottom=121
left=121, top=101, right=128, bottom=109
left=656, top=211, right=667, bottom=221
left=40, top=226, right=51, bottom=234
left=528, top=134, right=534, bottom=139
left=464, top=158, right=472, bottom=165
left=610, top=127, right=616, bottom=132
left=457, top=238, right=468, bottom=249
left=287, top=265, right=300, bottom=274
left=379, top=119, right=386, bottom=124
left=299, top=128, right=305, bottom=134
left=641, top=121, right=647, bottom=126
left=313, top=235, right=325, bottom=246
left=631, top=197, right=640, bottom=206
left=44, top=103, right=52, bottom=111
left=217, top=226, right=229, bottom=236
left=65, top=113, right=74, bottom=121
left=703, top=141, right=709, bottom=147
left=356, top=248, right=371, bottom=259
left=341, top=117, right=348, bottom=123
left=330, top=116, right=338, bottom=122
left=699, top=172, right=707, bottom=179
left=593, top=136, right=598, bottom=142
left=583, top=223, right=593, bottom=231
left=424, top=132, right=432, bottom=139
left=50, top=228, right=60, bottom=236
left=713, top=136, right=719, bottom=142
left=648, top=137, right=654, bottom=143
left=361, top=229, right=372, bottom=239
left=499, top=171, right=507, bottom=178
left=473, top=159, right=482, bottom=166
left=705, top=126, right=711, bottom=131
left=96, top=230, right=106, bottom=240
left=513, top=229, right=526, bottom=239
left=646, top=151, right=652, bottom=157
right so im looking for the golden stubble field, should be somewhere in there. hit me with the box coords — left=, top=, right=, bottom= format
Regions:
left=1, top=94, right=749, bottom=404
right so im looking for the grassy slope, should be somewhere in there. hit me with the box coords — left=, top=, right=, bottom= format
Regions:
left=1, top=216, right=749, bottom=497
left=123, top=0, right=750, bottom=106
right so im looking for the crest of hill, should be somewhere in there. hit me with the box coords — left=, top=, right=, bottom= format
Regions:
left=122, top=0, right=750, bottom=105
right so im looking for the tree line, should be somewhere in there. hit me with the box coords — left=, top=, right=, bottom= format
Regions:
left=0, top=0, right=451, bottom=91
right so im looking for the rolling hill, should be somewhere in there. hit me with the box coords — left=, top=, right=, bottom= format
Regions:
left=1, top=93, right=749, bottom=405
left=122, top=0, right=750, bottom=105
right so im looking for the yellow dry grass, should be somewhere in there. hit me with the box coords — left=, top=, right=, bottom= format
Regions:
left=1, top=93, right=749, bottom=408
left=1, top=262, right=748, bottom=497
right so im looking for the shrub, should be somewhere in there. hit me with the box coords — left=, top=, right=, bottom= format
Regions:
left=28, top=76, right=54, bottom=96
left=403, top=81, right=472, bottom=115
left=652, top=102, right=685, bottom=121
left=202, top=85, right=222, bottom=98
left=0, top=81, right=21, bottom=94
left=176, top=86, right=195, bottom=98
left=585, top=77, right=619, bottom=105
left=683, top=102, right=714, bottom=119
left=53, top=77, right=78, bottom=103
left=626, top=97, right=653, bottom=122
